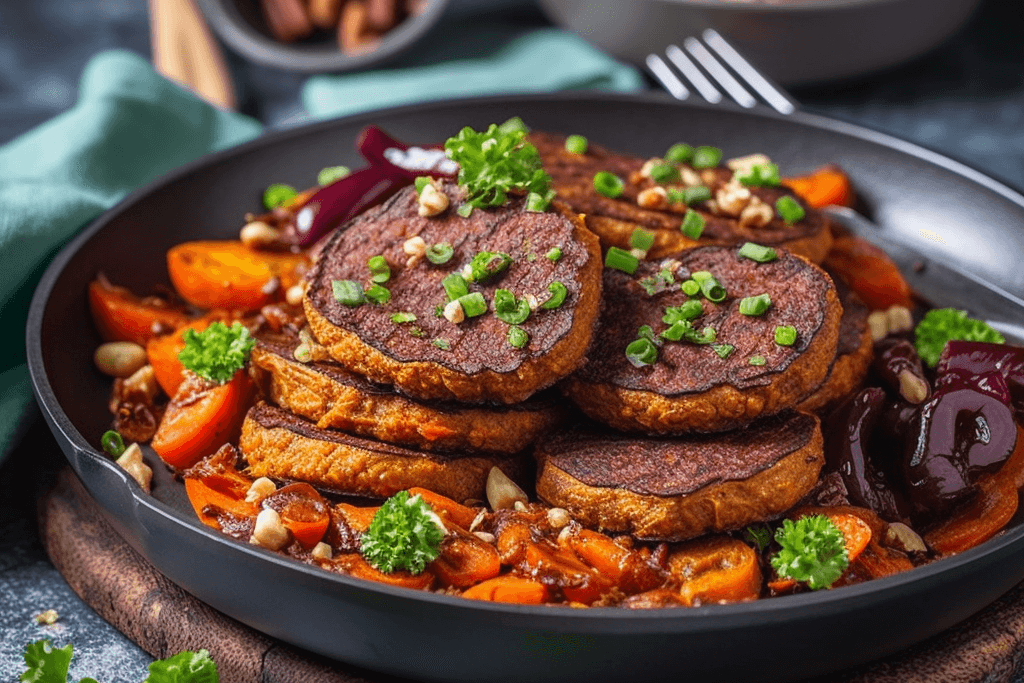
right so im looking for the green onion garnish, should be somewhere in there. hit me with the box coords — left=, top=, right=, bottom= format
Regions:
left=739, top=293, right=772, bottom=316
left=665, top=143, right=694, bottom=164
left=494, top=289, right=531, bottom=325
left=639, top=268, right=675, bottom=295
left=365, top=284, right=391, bottom=305
left=468, top=251, right=512, bottom=283
left=625, top=337, right=658, bottom=367
left=691, top=271, right=727, bottom=302
left=368, top=255, right=390, bottom=283
left=409, top=327, right=425, bottom=338
left=263, top=183, right=298, bottom=209
left=541, top=281, right=568, bottom=309
left=318, top=165, right=351, bottom=186
left=776, top=196, right=806, bottom=223
left=332, top=280, right=365, bottom=306
left=498, top=116, right=529, bottom=135
left=692, top=146, right=723, bottom=169
left=649, top=163, right=679, bottom=184
left=593, top=171, right=624, bottom=198
left=414, top=176, right=431, bottom=193
left=425, top=243, right=454, bottom=265
left=680, top=210, right=705, bottom=239
left=604, top=247, right=639, bottom=274
left=525, top=190, right=555, bottom=213
left=391, top=312, right=417, bottom=323
left=738, top=242, right=778, bottom=262
left=663, top=300, right=704, bottom=324
left=749, top=355, right=767, bottom=366
left=738, top=163, right=780, bottom=187
left=565, top=135, right=588, bottom=154
left=683, top=185, right=712, bottom=206
left=442, top=272, right=469, bottom=300
left=775, top=325, right=798, bottom=346
left=629, top=228, right=655, bottom=252
left=681, top=279, right=700, bottom=296
left=457, top=203, right=474, bottom=217
left=508, top=326, right=529, bottom=348
left=457, top=292, right=487, bottom=317
left=661, top=321, right=716, bottom=344
left=433, top=339, right=451, bottom=350
left=637, top=325, right=661, bottom=345
left=665, top=187, right=687, bottom=205
left=101, top=430, right=125, bottom=458
left=713, top=344, right=735, bottom=359
left=545, top=246, right=562, bottom=262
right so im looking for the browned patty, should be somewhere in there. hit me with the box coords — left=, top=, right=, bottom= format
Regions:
left=535, top=411, right=824, bottom=541
left=796, top=272, right=873, bottom=413
left=562, top=245, right=841, bottom=433
left=250, top=330, right=566, bottom=453
left=304, top=181, right=602, bottom=404
left=239, top=402, right=526, bottom=503
left=530, top=131, right=832, bottom=263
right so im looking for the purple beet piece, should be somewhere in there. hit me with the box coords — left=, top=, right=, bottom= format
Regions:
left=938, top=340, right=1024, bottom=415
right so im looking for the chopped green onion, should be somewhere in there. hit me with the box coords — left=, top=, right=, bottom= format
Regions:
left=508, top=326, right=529, bottom=348
left=367, top=255, right=391, bottom=283
left=629, top=228, right=655, bottom=252
left=661, top=320, right=716, bottom=344
left=749, top=355, right=767, bottom=366
left=739, top=293, right=772, bottom=316
left=434, top=304, right=444, bottom=318
left=545, top=246, right=562, bottom=262
left=565, top=134, right=588, bottom=154
left=457, top=292, right=487, bottom=317
left=625, top=337, right=658, bottom=367
left=665, top=143, right=694, bottom=164
left=691, top=146, right=723, bottom=169
left=691, top=271, right=727, bottom=302
left=409, top=327, right=425, bottom=338
left=738, top=242, right=778, bottom=262
left=541, top=281, right=567, bottom=309
left=738, top=163, right=780, bottom=187
left=425, top=242, right=454, bottom=265
left=713, top=344, right=735, bottom=359
left=681, top=279, right=700, bottom=296
left=365, top=284, right=391, bottom=304
left=432, top=339, right=451, bottom=350
left=593, top=171, right=624, bottom=198
left=263, top=183, right=298, bottom=209
left=318, top=165, right=351, bottom=186
left=639, top=268, right=675, bottom=295
left=498, top=116, right=529, bottom=135
left=663, top=300, right=704, bottom=324
left=414, top=176, right=432, bottom=193
left=442, top=272, right=469, bottom=300
left=101, top=430, right=125, bottom=458
left=457, top=203, right=474, bottom=217
left=391, top=312, right=417, bottom=323
left=775, top=325, right=798, bottom=346
left=683, top=185, right=712, bottom=206
left=494, top=289, right=531, bottom=324
left=332, top=280, right=365, bottom=306
left=604, top=247, right=639, bottom=274
left=637, top=325, right=661, bottom=345
left=526, top=189, right=555, bottom=212
left=680, top=210, right=705, bottom=239
left=649, top=163, right=679, bottom=184
left=468, top=251, right=512, bottom=283
left=776, top=196, right=806, bottom=223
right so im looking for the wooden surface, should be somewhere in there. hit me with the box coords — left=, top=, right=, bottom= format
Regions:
left=38, top=467, right=1024, bottom=683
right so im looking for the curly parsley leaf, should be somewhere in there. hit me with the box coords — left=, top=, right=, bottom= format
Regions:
left=177, top=321, right=255, bottom=383
left=20, top=640, right=84, bottom=683
left=914, top=308, right=1005, bottom=368
left=144, top=650, right=219, bottom=683
left=444, top=123, right=552, bottom=213
left=361, top=490, right=444, bottom=574
left=770, top=515, right=849, bottom=590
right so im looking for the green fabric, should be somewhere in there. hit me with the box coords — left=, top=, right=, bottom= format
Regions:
left=0, top=49, right=261, bottom=460
left=303, top=24, right=644, bottom=120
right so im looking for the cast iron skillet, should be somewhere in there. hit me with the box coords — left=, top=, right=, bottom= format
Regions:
left=26, top=93, right=1024, bottom=683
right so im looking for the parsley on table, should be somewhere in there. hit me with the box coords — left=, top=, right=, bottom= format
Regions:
left=19, top=639, right=218, bottom=683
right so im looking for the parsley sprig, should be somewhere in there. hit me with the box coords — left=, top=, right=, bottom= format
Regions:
left=770, top=515, right=849, bottom=590
left=20, top=639, right=218, bottom=683
left=177, top=321, right=255, bottom=383
left=361, top=490, right=444, bottom=574
left=914, top=308, right=1005, bottom=367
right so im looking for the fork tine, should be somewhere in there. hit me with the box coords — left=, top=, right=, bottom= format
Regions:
left=702, top=29, right=797, bottom=115
left=682, top=37, right=757, bottom=109
left=665, top=45, right=722, bottom=104
left=645, top=53, right=691, bottom=101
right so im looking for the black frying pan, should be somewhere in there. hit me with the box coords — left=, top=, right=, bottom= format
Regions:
left=26, top=93, right=1024, bottom=683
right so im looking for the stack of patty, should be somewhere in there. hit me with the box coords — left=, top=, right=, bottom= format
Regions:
left=240, top=179, right=603, bottom=501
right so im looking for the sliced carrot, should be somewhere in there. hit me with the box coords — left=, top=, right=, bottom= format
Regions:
left=824, top=235, right=914, bottom=311
left=334, top=502, right=379, bottom=533
left=462, top=575, right=550, bottom=604
left=568, top=529, right=665, bottom=595
left=166, top=240, right=309, bottom=311
left=146, top=312, right=231, bottom=396
left=669, top=536, right=762, bottom=606
left=88, top=275, right=190, bottom=345
left=783, top=164, right=855, bottom=209
left=523, top=537, right=612, bottom=604
left=151, top=371, right=256, bottom=469
left=184, top=476, right=257, bottom=529
left=337, top=554, right=435, bottom=590
left=430, top=527, right=502, bottom=587
left=265, top=483, right=331, bottom=549
left=925, top=471, right=1020, bottom=555
left=407, top=487, right=479, bottom=529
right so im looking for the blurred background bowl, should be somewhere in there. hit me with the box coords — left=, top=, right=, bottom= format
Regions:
left=537, top=0, right=984, bottom=87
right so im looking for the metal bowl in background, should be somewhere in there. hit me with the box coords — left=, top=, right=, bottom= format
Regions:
left=537, top=0, right=984, bottom=87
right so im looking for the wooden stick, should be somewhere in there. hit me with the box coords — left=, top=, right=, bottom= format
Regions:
left=149, top=0, right=236, bottom=110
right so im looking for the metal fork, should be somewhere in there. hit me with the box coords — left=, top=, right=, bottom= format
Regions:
left=645, top=29, right=798, bottom=115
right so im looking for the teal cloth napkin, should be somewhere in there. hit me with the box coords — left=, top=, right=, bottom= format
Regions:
left=0, top=49, right=261, bottom=460
left=303, top=23, right=644, bottom=119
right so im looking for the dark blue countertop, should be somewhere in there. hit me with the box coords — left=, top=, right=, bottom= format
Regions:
left=2, top=0, right=1023, bottom=680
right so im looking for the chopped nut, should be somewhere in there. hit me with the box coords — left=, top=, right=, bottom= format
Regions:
left=418, top=184, right=450, bottom=217
left=700, top=169, right=719, bottom=185
left=403, top=235, right=427, bottom=257
left=245, top=477, right=276, bottom=503
left=285, top=283, right=306, bottom=306
left=547, top=507, right=571, bottom=529
left=726, top=153, right=771, bottom=176
left=443, top=299, right=465, bottom=324
left=240, top=221, right=281, bottom=249
left=637, top=186, right=668, bottom=210
left=525, top=294, right=540, bottom=311
left=487, top=467, right=528, bottom=511
left=867, top=310, right=889, bottom=342
left=311, top=542, right=333, bottom=560
left=629, top=248, right=647, bottom=260
left=738, top=196, right=774, bottom=228
left=116, top=443, right=152, bottom=493
left=659, top=258, right=682, bottom=274
left=513, top=500, right=528, bottom=512
left=715, top=181, right=752, bottom=216
left=120, top=365, right=160, bottom=402
left=884, top=522, right=928, bottom=554
left=35, top=610, right=59, bottom=625
left=680, top=167, right=702, bottom=187
left=638, top=158, right=661, bottom=178
left=556, top=526, right=573, bottom=545
left=94, top=342, right=148, bottom=378
left=468, top=509, right=486, bottom=532
left=886, top=305, right=914, bottom=335
left=250, top=507, right=290, bottom=550
left=473, top=531, right=496, bottom=544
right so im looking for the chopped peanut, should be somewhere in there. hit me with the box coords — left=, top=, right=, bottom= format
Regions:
left=245, top=477, right=277, bottom=503
left=443, top=299, right=465, bottom=324
left=637, top=186, right=668, bottom=210
left=116, top=443, right=153, bottom=493
left=418, top=184, right=450, bottom=217
left=251, top=507, right=290, bottom=550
